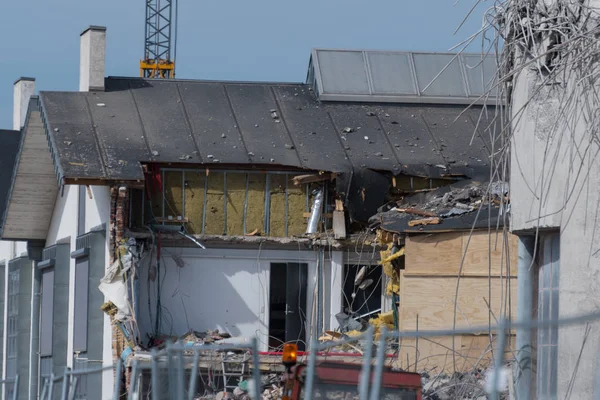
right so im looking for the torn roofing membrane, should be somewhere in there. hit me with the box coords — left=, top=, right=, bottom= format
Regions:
left=38, top=78, right=496, bottom=184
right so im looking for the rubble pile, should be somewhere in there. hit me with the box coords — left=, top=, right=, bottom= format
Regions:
left=421, top=368, right=509, bottom=400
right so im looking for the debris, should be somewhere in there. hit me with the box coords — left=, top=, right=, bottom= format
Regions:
left=284, top=144, right=295, bottom=150
left=207, top=155, right=214, bottom=159
left=53, top=127, right=60, bottom=132
left=440, top=207, right=471, bottom=217
left=407, top=217, right=442, bottom=227
left=354, top=266, right=367, bottom=286
left=248, top=152, right=255, bottom=156
left=364, top=136, right=369, bottom=140
left=366, top=111, right=376, bottom=116
left=358, top=278, right=373, bottom=290
left=64, top=141, right=72, bottom=146
left=342, top=127, right=354, bottom=133
left=151, top=150, right=159, bottom=156
left=221, top=133, right=226, bottom=138
left=396, top=208, right=437, bottom=218
left=292, top=173, right=334, bottom=186
left=96, top=103, right=106, bottom=107
left=179, top=154, right=191, bottom=160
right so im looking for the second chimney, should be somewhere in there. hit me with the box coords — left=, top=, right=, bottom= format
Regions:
left=13, top=77, right=35, bottom=131
left=80, top=25, right=107, bottom=92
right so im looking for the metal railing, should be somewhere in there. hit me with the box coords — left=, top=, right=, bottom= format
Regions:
left=33, top=310, right=600, bottom=399
left=0, top=375, right=18, bottom=400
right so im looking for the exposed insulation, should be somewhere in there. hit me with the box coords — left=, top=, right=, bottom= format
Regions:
left=164, top=171, right=183, bottom=220
left=226, top=173, right=247, bottom=236
left=245, top=174, right=266, bottom=235
left=130, top=189, right=144, bottom=228
left=380, top=243, right=401, bottom=295
left=287, top=177, right=307, bottom=236
left=183, top=171, right=206, bottom=234
left=204, top=172, right=225, bottom=235
left=269, top=174, right=287, bottom=237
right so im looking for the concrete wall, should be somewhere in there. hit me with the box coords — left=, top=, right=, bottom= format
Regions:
left=511, top=67, right=600, bottom=398
left=138, top=248, right=343, bottom=351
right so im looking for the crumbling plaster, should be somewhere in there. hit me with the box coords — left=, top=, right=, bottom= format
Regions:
left=510, top=66, right=600, bottom=398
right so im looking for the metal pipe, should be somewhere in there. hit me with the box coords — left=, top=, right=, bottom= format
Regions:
left=68, top=376, right=78, bottom=400
left=251, top=338, right=262, bottom=400
left=40, top=378, right=48, bottom=400
left=516, top=236, right=535, bottom=400
left=304, top=335, right=319, bottom=400
left=358, top=326, right=374, bottom=399
left=48, top=374, right=56, bottom=400
left=306, top=189, right=324, bottom=234
left=369, top=327, right=387, bottom=400
left=177, top=347, right=185, bottom=400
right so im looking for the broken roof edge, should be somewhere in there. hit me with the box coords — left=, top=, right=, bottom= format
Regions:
left=0, top=109, right=31, bottom=239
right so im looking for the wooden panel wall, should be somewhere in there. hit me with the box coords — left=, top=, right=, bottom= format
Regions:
left=398, top=230, right=519, bottom=372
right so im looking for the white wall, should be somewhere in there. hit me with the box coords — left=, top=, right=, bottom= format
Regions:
left=511, top=66, right=600, bottom=398
left=137, top=248, right=342, bottom=351
left=86, top=186, right=110, bottom=232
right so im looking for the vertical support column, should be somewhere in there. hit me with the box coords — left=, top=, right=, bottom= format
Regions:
left=515, top=235, right=535, bottom=400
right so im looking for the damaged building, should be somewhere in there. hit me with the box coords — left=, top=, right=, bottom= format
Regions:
left=0, top=25, right=517, bottom=399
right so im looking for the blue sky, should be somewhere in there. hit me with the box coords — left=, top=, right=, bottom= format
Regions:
left=0, top=0, right=490, bottom=129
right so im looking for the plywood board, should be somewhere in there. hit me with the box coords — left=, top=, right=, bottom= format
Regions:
left=397, top=334, right=516, bottom=373
left=460, top=231, right=518, bottom=277
left=404, top=232, right=463, bottom=275
left=405, top=231, right=518, bottom=277
left=399, top=276, right=517, bottom=331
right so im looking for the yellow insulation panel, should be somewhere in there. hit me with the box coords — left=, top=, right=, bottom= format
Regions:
left=204, top=172, right=225, bottom=235
left=183, top=171, right=206, bottom=234
left=245, top=174, right=266, bottom=235
left=287, top=179, right=307, bottom=236
left=226, top=173, right=246, bottom=236
left=164, top=171, right=183, bottom=220
left=269, top=174, right=287, bottom=237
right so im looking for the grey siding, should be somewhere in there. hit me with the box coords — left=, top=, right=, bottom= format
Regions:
left=39, top=243, right=70, bottom=399
left=71, top=230, right=105, bottom=400
left=6, top=256, right=32, bottom=399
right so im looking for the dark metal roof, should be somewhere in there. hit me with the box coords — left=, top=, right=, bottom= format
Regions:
left=38, top=77, right=496, bottom=183
left=0, top=130, right=22, bottom=231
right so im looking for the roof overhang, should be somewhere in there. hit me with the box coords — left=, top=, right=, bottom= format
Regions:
left=0, top=97, right=59, bottom=241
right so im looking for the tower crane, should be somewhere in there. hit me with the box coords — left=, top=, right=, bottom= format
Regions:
left=140, top=0, right=178, bottom=78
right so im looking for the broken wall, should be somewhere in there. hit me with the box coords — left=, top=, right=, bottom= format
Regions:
left=137, top=247, right=321, bottom=351
left=399, top=230, right=518, bottom=372
left=131, top=170, right=319, bottom=237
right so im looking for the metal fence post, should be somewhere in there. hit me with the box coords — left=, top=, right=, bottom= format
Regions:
left=251, top=338, right=261, bottom=400
left=151, top=348, right=160, bottom=400
left=60, top=368, right=69, bottom=400
left=113, top=360, right=123, bottom=400
left=358, top=326, right=375, bottom=400
left=12, top=374, right=19, bottom=400
left=304, top=335, right=319, bottom=400
left=490, top=319, right=507, bottom=400
left=188, top=350, right=200, bottom=400
left=128, top=361, right=139, bottom=400
left=369, top=327, right=387, bottom=400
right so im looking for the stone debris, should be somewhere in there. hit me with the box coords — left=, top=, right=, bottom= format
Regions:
left=421, top=369, right=499, bottom=400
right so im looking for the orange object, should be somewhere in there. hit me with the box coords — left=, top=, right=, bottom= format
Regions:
left=282, top=343, right=298, bottom=366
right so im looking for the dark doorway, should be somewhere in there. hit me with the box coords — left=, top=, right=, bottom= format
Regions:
left=269, top=263, right=308, bottom=351
left=343, top=265, right=382, bottom=318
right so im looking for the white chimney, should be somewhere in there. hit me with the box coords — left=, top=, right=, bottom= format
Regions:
left=13, top=77, right=35, bottom=131
left=79, top=25, right=106, bottom=92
